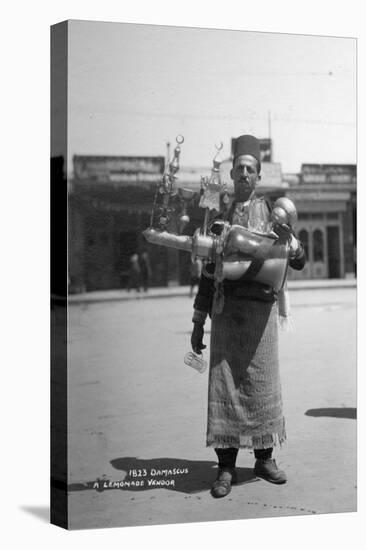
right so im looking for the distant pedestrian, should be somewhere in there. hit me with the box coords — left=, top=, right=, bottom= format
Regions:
left=189, top=258, right=202, bottom=297
left=127, top=253, right=141, bottom=292
left=139, top=251, right=152, bottom=292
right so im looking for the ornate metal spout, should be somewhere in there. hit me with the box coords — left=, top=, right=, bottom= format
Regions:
left=143, top=138, right=297, bottom=293
left=199, top=141, right=226, bottom=233
left=168, top=134, right=184, bottom=177
left=149, top=135, right=185, bottom=230
left=143, top=228, right=193, bottom=252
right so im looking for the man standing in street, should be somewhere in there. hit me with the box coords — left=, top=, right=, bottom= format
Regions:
left=191, top=135, right=306, bottom=498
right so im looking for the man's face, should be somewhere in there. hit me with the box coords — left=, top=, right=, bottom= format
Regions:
left=230, top=154, right=260, bottom=202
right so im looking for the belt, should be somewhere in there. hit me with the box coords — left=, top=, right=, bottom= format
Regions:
left=223, top=281, right=277, bottom=302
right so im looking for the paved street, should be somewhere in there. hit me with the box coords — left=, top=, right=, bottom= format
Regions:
left=67, top=287, right=356, bottom=529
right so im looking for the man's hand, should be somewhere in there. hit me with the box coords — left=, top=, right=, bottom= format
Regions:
left=273, top=223, right=301, bottom=259
left=273, top=222, right=292, bottom=241
left=288, top=234, right=301, bottom=258
left=191, top=322, right=206, bottom=354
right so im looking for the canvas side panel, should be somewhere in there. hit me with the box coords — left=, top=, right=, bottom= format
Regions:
left=50, top=20, right=68, bottom=530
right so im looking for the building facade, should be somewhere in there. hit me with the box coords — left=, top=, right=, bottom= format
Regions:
left=69, top=155, right=168, bottom=292
left=67, top=152, right=356, bottom=293
left=285, top=164, right=356, bottom=280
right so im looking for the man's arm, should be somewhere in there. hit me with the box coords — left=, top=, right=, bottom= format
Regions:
left=193, top=263, right=215, bottom=315
left=273, top=223, right=306, bottom=271
left=191, top=263, right=215, bottom=353
left=288, top=234, right=306, bottom=271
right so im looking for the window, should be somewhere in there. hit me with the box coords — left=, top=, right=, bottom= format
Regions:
left=313, top=229, right=324, bottom=262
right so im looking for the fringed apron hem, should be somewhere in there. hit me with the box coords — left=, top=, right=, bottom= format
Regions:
left=206, top=430, right=286, bottom=450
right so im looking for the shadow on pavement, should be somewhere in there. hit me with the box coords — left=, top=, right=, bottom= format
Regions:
left=68, top=457, right=258, bottom=494
left=305, top=407, right=356, bottom=419
left=20, top=506, right=50, bottom=522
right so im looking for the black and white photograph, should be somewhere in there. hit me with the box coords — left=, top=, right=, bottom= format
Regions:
left=50, top=18, right=359, bottom=532
left=3, top=0, right=366, bottom=545
left=50, top=19, right=357, bottom=530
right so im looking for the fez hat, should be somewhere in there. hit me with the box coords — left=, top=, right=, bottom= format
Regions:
left=233, top=134, right=261, bottom=172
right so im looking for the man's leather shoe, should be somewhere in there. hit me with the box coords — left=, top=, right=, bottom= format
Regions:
left=211, top=468, right=237, bottom=498
left=254, top=458, right=287, bottom=484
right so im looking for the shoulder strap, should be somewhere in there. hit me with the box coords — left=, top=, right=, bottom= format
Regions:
left=239, top=259, right=265, bottom=281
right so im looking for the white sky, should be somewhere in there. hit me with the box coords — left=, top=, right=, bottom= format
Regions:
left=66, top=20, right=356, bottom=174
